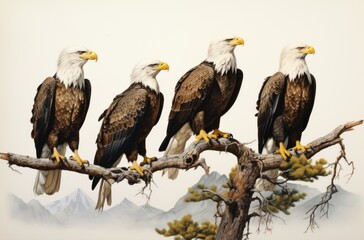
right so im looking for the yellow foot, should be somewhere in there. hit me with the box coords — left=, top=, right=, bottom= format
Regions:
left=70, top=150, right=89, bottom=166
left=293, top=140, right=310, bottom=153
left=194, top=129, right=217, bottom=143
left=140, top=155, right=158, bottom=166
left=275, top=142, right=291, bottom=160
left=130, top=161, right=144, bottom=176
left=212, top=129, right=232, bottom=138
left=50, top=147, right=65, bottom=164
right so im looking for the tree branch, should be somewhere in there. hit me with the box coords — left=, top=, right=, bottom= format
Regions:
left=0, top=120, right=362, bottom=185
left=257, top=120, right=363, bottom=171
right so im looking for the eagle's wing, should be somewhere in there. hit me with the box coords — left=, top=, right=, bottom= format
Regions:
left=256, top=72, right=286, bottom=153
left=30, top=77, right=56, bottom=158
left=221, top=68, right=243, bottom=116
left=78, top=79, right=92, bottom=128
left=301, top=74, right=316, bottom=132
left=159, top=62, right=215, bottom=151
left=155, top=93, right=164, bottom=126
left=94, top=86, right=149, bottom=169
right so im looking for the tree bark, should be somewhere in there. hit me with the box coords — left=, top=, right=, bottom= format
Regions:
left=216, top=146, right=260, bottom=239
left=215, top=120, right=362, bottom=239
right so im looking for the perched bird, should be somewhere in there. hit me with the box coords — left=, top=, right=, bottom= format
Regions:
left=31, top=46, right=97, bottom=195
left=255, top=43, right=316, bottom=191
left=159, top=37, right=244, bottom=179
left=91, top=60, right=168, bottom=210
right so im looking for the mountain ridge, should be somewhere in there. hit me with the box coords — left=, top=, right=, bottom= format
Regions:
left=8, top=172, right=361, bottom=228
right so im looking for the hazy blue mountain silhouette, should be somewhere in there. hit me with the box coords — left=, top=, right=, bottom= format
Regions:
left=7, top=172, right=361, bottom=228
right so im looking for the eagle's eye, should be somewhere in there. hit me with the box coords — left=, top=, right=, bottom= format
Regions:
left=77, top=51, right=86, bottom=54
left=296, top=47, right=305, bottom=50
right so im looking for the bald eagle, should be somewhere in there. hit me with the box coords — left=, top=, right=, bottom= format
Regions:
left=159, top=37, right=244, bottom=179
left=31, top=46, right=97, bottom=195
left=90, top=60, right=168, bottom=210
left=255, top=43, right=316, bottom=191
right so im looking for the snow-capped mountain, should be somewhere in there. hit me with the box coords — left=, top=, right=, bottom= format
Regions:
left=8, top=194, right=60, bottom=225
left=104, top=198, right=165, bottom=226
left=45, top=188, right=95, bottom=221
left=7, top=172, right=361, bottom=229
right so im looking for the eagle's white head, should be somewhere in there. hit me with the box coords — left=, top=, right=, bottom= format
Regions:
left=130, top=60, right=169, bottom=93
left=56, top=46, right=98, bottom=89
left=205, top=36, right=244, bottom=74
left=279, top=43, right=315, bottom=82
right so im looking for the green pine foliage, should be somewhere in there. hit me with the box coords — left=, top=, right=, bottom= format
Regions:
left=184, top=185, right=219, bottom=202
left=155, top=214, right=217, bottom=240
left=260, top=189, right=307, bottom=215
left=279, top=156, right=331, bottom=181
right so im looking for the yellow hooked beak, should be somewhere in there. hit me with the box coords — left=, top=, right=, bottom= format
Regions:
left=229, top=37, right=245, bottom=46
left=80, top=50, right=98, bottom=61
left=300, top=45, right=315, bottom=54
left=153, top=61, right=169, bottom=71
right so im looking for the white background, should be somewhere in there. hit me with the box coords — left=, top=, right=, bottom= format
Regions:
left=0, top=0, right=363, bottom=239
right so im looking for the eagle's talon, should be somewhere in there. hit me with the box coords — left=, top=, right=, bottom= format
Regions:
left=130, top=161, right=144, bottom=176
left=292, top=140, right=310, bottom=154
left=69, top=150, right=88, bottom=166
left=195, top=129, right=211, bottom=143
left=140, top=156, right=157, bottom=166
left=50, top=147, right=65, bottom=164
left=275, top=142, right=291, bottom=160
left=212, top=129, right=232, bottom=139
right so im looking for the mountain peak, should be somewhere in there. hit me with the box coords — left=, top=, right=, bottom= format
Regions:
left=45, top=188, right=95, bottom=216
left=196, top=171, right=228, bottom=189
left=120, top=198, right=138, bottom=208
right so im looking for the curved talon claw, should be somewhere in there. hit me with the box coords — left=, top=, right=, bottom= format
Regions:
left=50, top=147, right=65, bottom=164
left=212, top=129, right=232, bottom=139
left=130, top=161, right=144, bottom=176
left=70, top=150, right=88, bottom=167
left=293, top=140, right=310, bottom=154
left=275, top=142, right=291, bottom=160
left=140, top=155, right=158, bottom=166
left=195, top=130, right=215, bottom=143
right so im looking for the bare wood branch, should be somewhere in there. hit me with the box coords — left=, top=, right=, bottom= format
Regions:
left=259, top=120, right=363, bottom=171
left=0, top=121, right=362, bottom=240
left=304, top=140, right=353, bottom=232
left=0, top=120, right=362, bottom=186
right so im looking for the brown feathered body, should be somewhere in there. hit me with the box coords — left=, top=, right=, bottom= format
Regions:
left=31, top=77, right=91, bottom=158
left=91, top=83, right=164, bottom=189
left=256, top=72, right=316, bottom=153
left=159, top=61, right=243, bottom=151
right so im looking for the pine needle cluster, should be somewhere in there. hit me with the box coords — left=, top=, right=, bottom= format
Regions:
left=184, top=184, right=219, bottom=202
left=155, top=214, right=217, bottom=240
left=260, top=189, right=306, bottom=215
left=279, top=156, right=331, bottom=181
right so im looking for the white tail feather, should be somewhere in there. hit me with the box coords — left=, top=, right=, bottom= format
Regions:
left=162, top=123, right=193, bottom=180
left=94, top=155, right=122, bottom=210
left=33, top=144, right=66, bottom=195
left=95, top=179, right=114, bottom=211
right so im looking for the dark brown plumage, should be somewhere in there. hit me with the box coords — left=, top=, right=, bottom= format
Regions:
left=31, top=77, right=91, bottom=157
left=256, top=72, right=316, bottom=153
left=158, top=37, right=244, bottom=180
left=31, top=46, right=97, bottom=195
left=159, top=61, right=243, bottom=151
left=91, top=71, right=165, bottom=190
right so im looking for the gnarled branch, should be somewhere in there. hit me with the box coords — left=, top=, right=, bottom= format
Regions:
left=0, top=120, right=362, bottom=185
